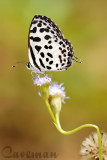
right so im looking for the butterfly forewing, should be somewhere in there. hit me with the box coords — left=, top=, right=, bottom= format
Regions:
left=28, top=15, right=74, bottom=73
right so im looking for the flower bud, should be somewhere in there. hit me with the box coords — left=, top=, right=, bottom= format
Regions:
left=49, top=82, right=68, bottom=114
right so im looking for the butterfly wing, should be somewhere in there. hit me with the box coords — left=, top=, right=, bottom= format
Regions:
left=28, top=15, right=74, bottom=73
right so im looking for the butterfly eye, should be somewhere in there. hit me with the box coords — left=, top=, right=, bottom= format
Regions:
left=26, top=62, right=31, bottom=70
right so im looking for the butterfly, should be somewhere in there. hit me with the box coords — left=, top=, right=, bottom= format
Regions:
left=27, top=15, right=79, bottom=74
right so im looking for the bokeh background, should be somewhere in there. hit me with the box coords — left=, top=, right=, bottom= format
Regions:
left=0, top=0, right=107, bottom=160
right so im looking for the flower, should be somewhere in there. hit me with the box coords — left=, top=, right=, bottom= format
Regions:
left=33, top=74, right=51, bottom=86
left=49, top=82, right=68, bottom=114
left=49, top=82, right=68, bottom=103
left=33, top=74, right=51, bottom=99
left=80, top=132, right=107, bottom=160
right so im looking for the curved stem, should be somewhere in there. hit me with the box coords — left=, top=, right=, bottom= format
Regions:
left=45, top=100, right=102, bottom=160
left=55, top=112, right=102, bottom=160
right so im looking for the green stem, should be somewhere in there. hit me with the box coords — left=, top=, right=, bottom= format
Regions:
left=45, top=99, right=102, bottom=160
left=55, top=112, right=102, bottom=160
left=45, top=99, right=57, bottom=124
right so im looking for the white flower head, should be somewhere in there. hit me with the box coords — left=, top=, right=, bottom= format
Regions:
left=33, top=74, right=51, bottom=86
left=33, top=74, right=51, bottom=99
left=80, top=132, right=107, bottom=160
left=49, top=82, right=68, bottom=103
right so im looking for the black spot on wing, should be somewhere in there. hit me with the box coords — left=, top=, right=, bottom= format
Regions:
left=46, top=66, right=51, bottom=70
left=68, top=51, right=72, bottom=56
left=56, top=64, right=58, bottom=67
left=49, top=45, right=53, bottom=49
left=46, top=58, right=49, bottom=62
left=47, top=26, right=50, bottom=29
left=40, top=28, right=45, bottom=33
left=59, top=47, right=62, bottom=50
left=45, top=28, right=49, bottom=32
left=64, top=58, right=66, bottom=62
left=67, top=47, right=70, bottom=50
left=37, top=23, right=42, bottom=27
left=30, top=37, right=41, bottom=42
left=39, top=58, right=45, bottom=68
left=30, top=27, right=37, bottom=33
left=40, top=52, right=44, bottom=58
left=44, top=45, right=48, bottom=49
left=35, top=45, right=42, bottom=52
left=54, top=39, right=58, bottom=42
left=29, top=46, right=41, bottom=71
left=61, top=63, right=65, bottom=66
left=65, top=39, right=69, bottom=45
left=59, top=41, right=63, bottom=45
left=49, top=61, right=53, bottom=65
left=51, top=30, right=54, bottom=34
left=48, top=40, right=52, bottom=44
left=61, top=49, right=66, bottom=54
left=59, top=55, right=62, bottom=63
left=44, top=35, right=51, bottom=40
left=47, top=52, right=53, bottom=58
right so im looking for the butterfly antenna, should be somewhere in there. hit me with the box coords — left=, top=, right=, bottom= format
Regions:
left=12, top=61, right=28, bottom=68
left=73, top=56, right=82, bottom=63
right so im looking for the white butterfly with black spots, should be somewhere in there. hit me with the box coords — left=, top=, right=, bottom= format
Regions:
left=27, top=15, right=74, bottom=74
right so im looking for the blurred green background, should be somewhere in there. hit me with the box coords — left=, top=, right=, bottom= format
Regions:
left=0, top=0, right=107, bottom=160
